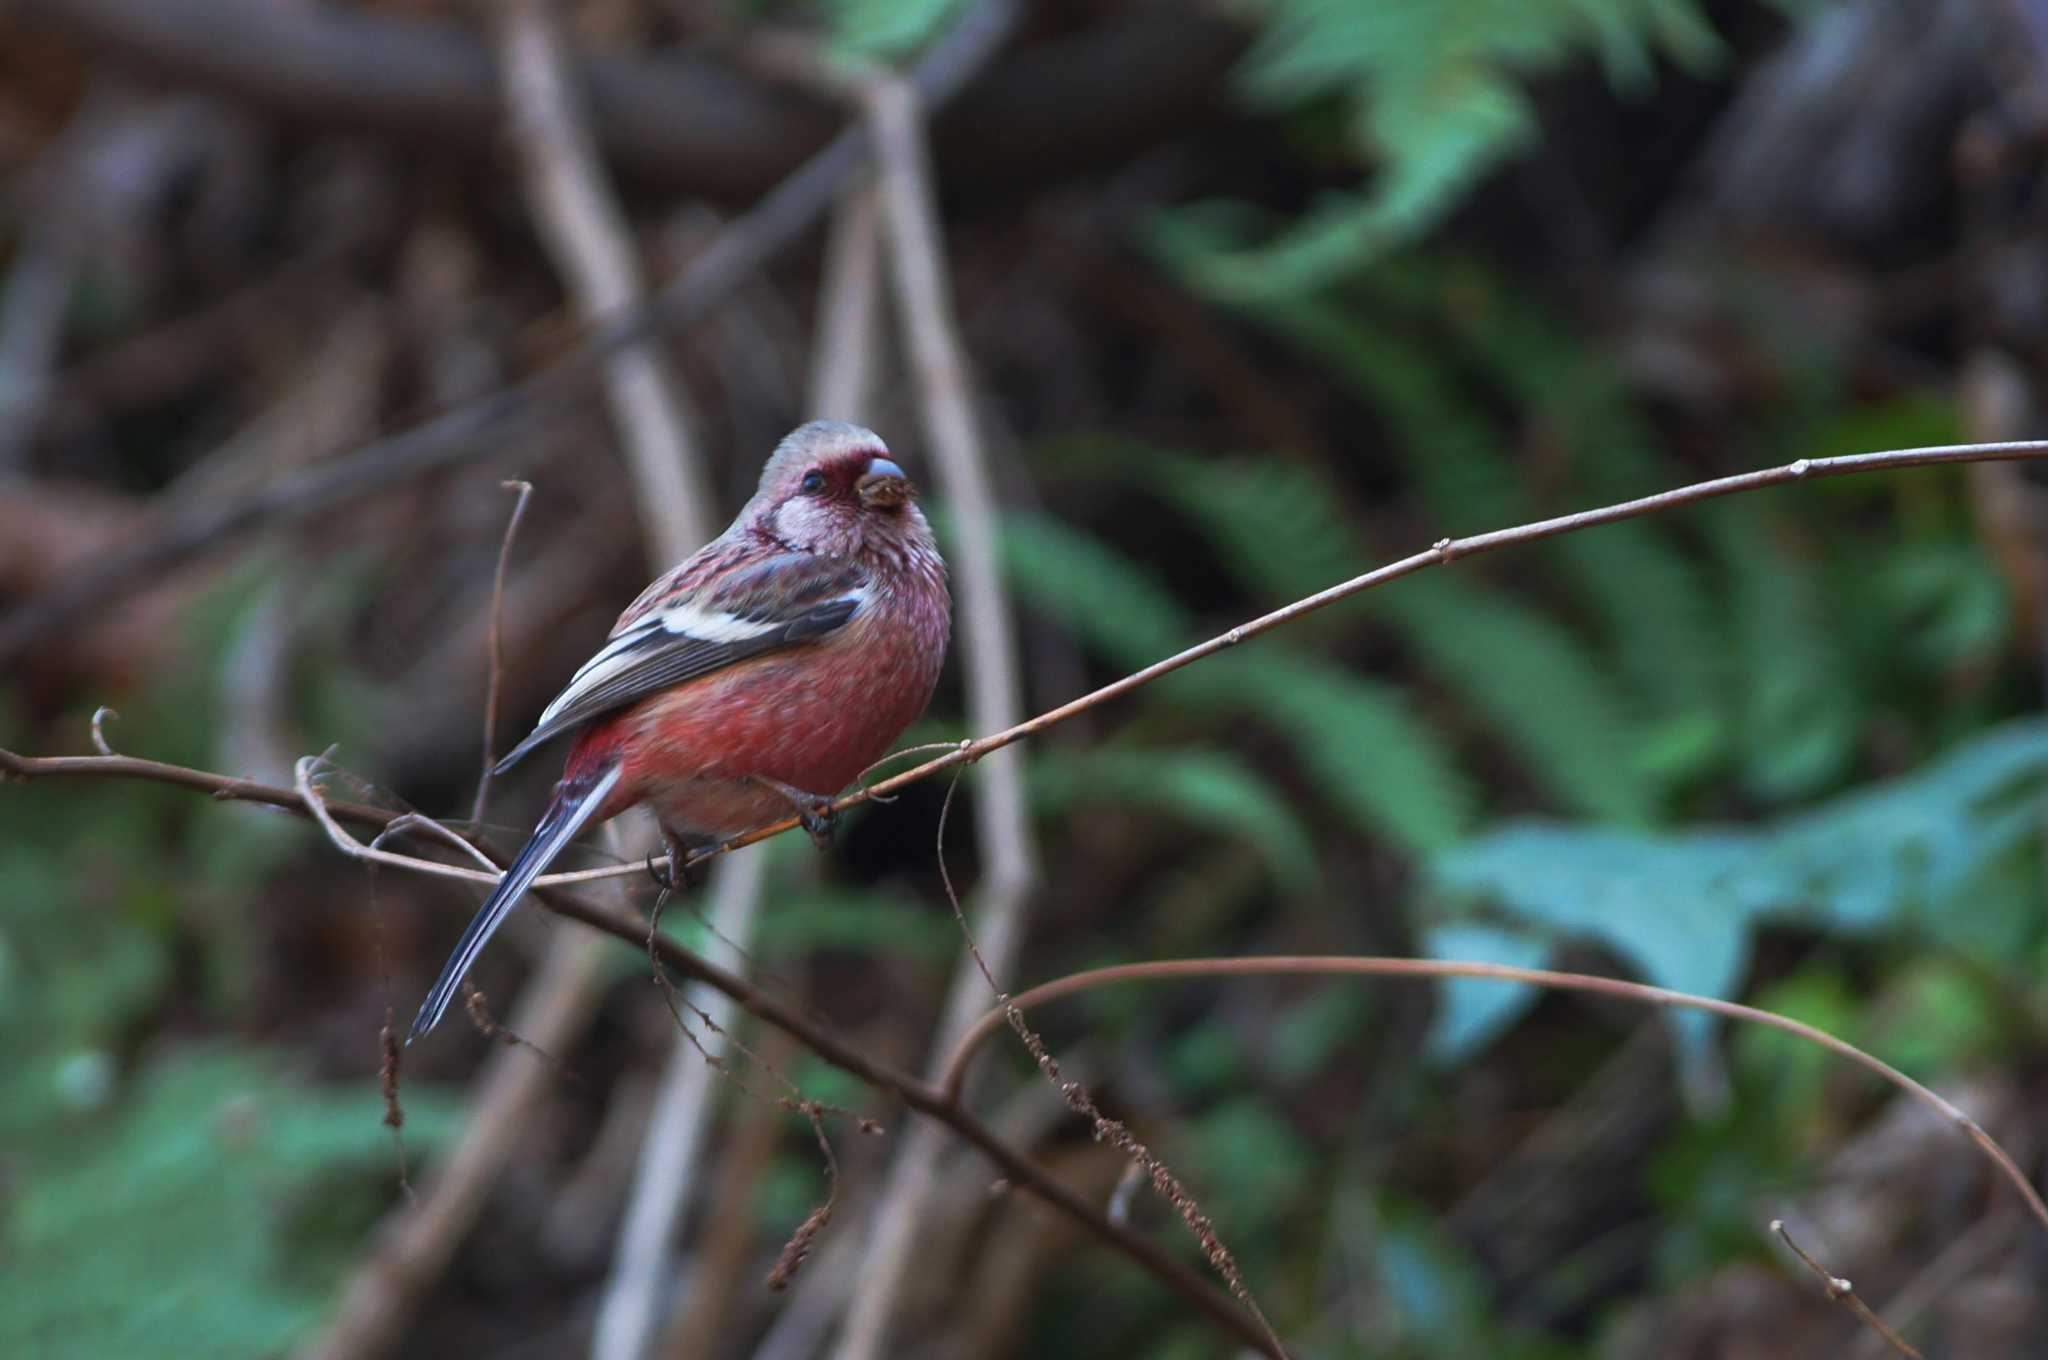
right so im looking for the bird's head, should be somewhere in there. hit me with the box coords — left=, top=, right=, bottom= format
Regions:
left=750, top=420, right=933, bottom=562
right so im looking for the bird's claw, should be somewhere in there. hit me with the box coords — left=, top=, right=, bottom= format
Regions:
left=751, top=776, right=838, bottom=850
left=796, top=799, right=836, bottom=850
left=649, top=832, right=707, bottom=892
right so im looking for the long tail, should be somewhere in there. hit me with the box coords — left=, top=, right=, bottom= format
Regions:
left=408, top=762, right=623, bottom=1043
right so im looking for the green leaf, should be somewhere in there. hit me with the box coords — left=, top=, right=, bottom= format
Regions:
left=1422, top=922, right=1553, bottom=1063
left=1379, top=574, right=1655, bottom=822
left=1245, top=297, right=1525, bottom=530
left=992, top=501, right=1473, bottom=854
left=1134, top=450, right=1366, bottom=602
left=1167, top=653, right=1475, bottom=853
left=1426, top=719, right=2048, bottom=1068
left=1713, top=507, right=1859, bottom=802
left=819, top=0, right=965, bottom=57
left=761, top=890, right=959, bottom=960
left=991, top=509, right=1192, bottom=670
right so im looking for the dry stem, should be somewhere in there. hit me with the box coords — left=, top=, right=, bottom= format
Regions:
left=1771, top=1219, right=1924, bottom=1359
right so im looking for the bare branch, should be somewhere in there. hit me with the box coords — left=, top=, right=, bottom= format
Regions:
left=808, top=183, right=886, bottom=421
left=1771, top=1219, right=1924, bottom=1359
left=371, top=812, right=500, bottom=873
left=9, top=0, right=1232, bottom=198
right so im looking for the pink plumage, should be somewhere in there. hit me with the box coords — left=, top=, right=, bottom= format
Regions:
left=410, top=421, right=950, bottom=1041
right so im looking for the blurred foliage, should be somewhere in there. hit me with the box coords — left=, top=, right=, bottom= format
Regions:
left=3, top=1049, right=460, bottom=1359
left=1008, top=250, right=2027, bottom=1084
left=7, top=0, right=2047, bottom=1352
left=0, top=566, right=456, bottom=1359
left=1427, top=717, right=2048, bottom=1063
left=1151, top=0, right=1746, bottom=300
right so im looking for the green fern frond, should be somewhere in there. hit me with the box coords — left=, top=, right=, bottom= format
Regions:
left=1152, top=0, right=1728, bottom=300
left=1710, top=506, right=1858, bottom=802
left=1167, top=653, right=1475, bottom=854
left=993, top=499, right=1472, bottom=853
left=1378, top=573, right=1655, bottom=822
left=1248, top=297, right=1525, bottom=530
left=1028, top=746, right=1319, bottom=888
left=1554, top=526, right=1725, bottom=750
left=990, top=510, right=1193, bottom=670
left=1136, top=451, right=1366, bottom=600
left=763, top=891, right=959, bottom=960
left=819, top=0, right=964, bottom=56
left=6, top=1048, right=460, bottom=1359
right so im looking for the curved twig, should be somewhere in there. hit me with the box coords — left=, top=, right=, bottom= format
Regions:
left=370, top=812, right=500, bottom=873
left=937, top=956, right=2048, bottom=1233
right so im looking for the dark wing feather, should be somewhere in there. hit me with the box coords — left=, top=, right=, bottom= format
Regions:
left=493, top=553, right=869, bottom=773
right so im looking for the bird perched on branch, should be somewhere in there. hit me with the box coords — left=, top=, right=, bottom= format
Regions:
left=410, top=420, right=950, bottom=1041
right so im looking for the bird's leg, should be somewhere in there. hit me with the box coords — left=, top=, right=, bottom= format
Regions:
left=749, top=775, right=839, bottom=850
left=648, top=825, right=710, bottom=892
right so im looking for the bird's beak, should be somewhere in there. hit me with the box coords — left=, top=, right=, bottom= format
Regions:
left=857, top=457, right=913, bottom=509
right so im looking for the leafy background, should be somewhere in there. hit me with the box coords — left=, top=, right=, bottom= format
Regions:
left=4, top=0, right=2046, bottom=1355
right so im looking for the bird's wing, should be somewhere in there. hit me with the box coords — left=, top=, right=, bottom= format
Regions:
left=493, top=553, right=871, bottom=773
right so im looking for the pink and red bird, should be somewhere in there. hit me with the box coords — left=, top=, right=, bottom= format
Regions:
left=410, top=421, right=950, bottom=1041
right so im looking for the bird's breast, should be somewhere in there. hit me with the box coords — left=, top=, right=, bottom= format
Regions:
left=615, top=574, right=948, bottom=837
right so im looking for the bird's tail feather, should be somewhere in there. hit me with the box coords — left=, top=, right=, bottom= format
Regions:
left=408, top=762, right=623, bottom=1042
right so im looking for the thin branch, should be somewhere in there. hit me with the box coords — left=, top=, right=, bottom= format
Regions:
left=308, top=3, right=735, bottom=1351
left=25, top=439, right=2048, bottom=892
left=660, top=437, right=2048, bottom=868
left=472, top=480, right=534, bottom=825
left=1771, top=1219, right=1924, bottom=1360
left=373, top=812, right=500, bottom=873
left=835, top=70, right=1047, bottom=1360
left=936, top=957, right=2048, bottom=1233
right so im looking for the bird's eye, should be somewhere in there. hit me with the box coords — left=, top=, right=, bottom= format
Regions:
left=800, top=470, right=826, bottom=494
